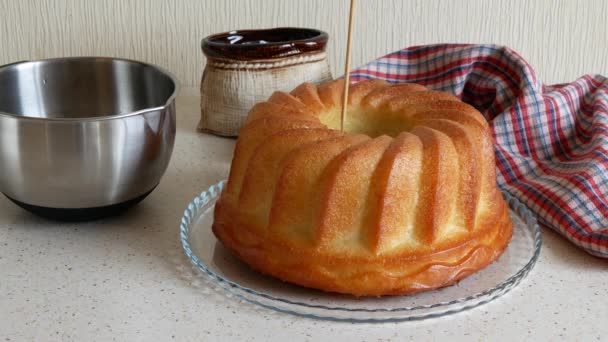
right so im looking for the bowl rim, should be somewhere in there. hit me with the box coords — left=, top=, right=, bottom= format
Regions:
left=0, top=56, right=180, bottom=122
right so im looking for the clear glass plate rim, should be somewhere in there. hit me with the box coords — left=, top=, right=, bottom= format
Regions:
left=180, top=180, right=542, bottom=314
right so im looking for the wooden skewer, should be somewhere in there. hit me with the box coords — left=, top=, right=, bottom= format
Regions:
left=340, top=0, right=356, bottom=132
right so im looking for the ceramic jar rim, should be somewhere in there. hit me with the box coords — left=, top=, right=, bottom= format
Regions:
left=201, top=27, right=328, bottom=61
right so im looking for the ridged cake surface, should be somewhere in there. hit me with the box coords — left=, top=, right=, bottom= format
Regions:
left=212, top=79, right=513, bottom=296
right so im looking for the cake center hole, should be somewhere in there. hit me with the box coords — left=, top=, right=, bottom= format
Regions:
left=318, top=106, right=412, bottom=137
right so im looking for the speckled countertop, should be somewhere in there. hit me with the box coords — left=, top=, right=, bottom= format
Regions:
left=1, top=89, right=607, bottom=341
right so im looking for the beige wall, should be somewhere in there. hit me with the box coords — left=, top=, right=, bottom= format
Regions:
left=1, top=0, right=606, bottom=87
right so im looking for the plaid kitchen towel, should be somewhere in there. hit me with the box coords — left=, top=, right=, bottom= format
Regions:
left=350, top=44, right=608, bottom=258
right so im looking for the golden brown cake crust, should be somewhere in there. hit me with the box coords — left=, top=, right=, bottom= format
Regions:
left=212, top=79, right=513, bottom=296
left=213, top=195, right=511, bottom=296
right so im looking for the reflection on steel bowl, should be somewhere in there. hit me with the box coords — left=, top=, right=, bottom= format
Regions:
left=0, top=57, right=178, bottom=220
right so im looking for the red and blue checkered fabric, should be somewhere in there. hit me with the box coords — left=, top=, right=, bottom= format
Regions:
left=350, top=44, right=608, bottom=258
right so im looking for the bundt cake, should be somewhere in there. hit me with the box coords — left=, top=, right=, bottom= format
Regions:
left=212, top=79, right=513, bottom=296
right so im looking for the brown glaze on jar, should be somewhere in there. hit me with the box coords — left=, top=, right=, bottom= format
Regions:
left=201, top=27, right=328, bottom=60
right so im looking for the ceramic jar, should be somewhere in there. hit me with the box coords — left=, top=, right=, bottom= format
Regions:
left=199, top=27, right=332, bottom=136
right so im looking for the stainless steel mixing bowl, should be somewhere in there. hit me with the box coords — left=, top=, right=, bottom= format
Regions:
left=0, top=57, right=178, bottom=220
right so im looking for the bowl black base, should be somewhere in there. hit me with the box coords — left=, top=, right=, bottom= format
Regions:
left=4, top=186, right=156, bottom=222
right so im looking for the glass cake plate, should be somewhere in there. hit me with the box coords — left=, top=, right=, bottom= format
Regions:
left=180, top=180, right=541, bottom=322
